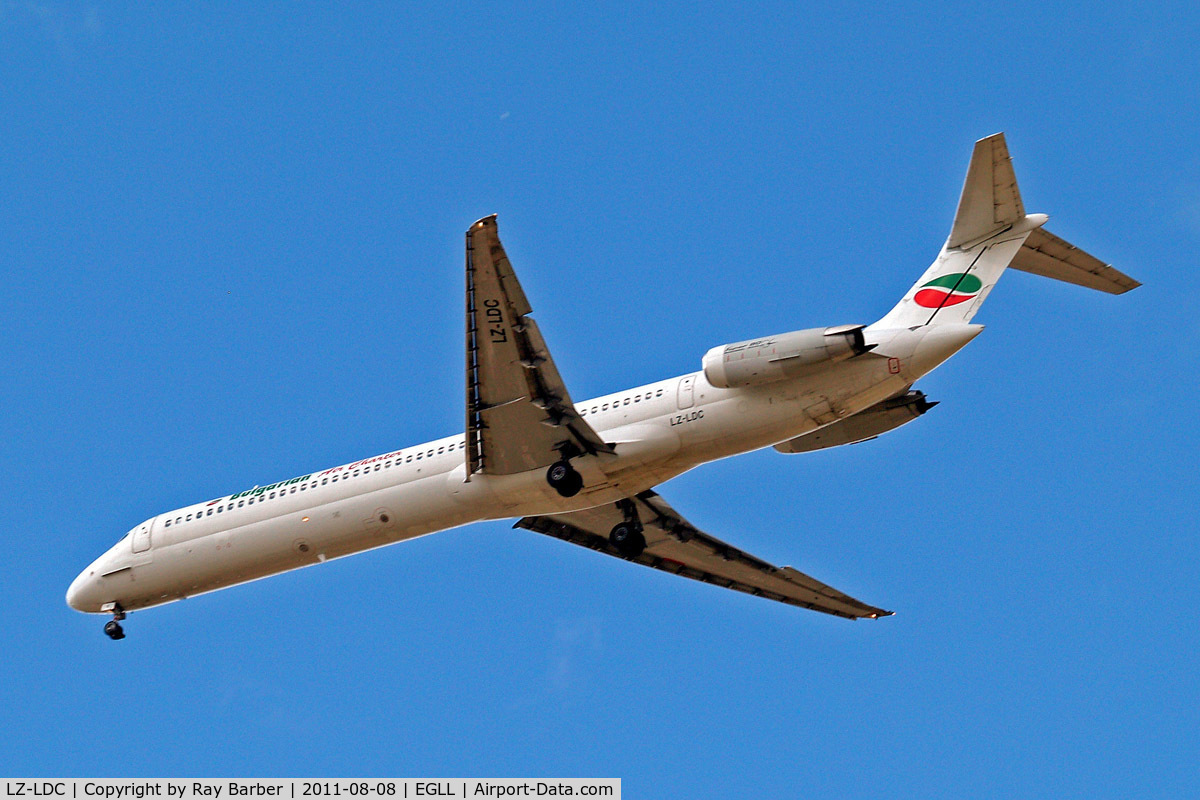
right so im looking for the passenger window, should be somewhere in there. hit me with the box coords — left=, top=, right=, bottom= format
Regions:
left=623, top=398, right=630, bottom=405
left=656, top=389, right=663, bottom=397
left=269, top=492, right=275, bottom=499
left=427, top=450, right=433, bottom=457
left=385, top=461, right=392, bottom=468
left=416, top=453, right=423, bottom=460
left=165, top=520, right=171, bottom=527
left=375, top=464, right=381, bottom=471
left=217, top=507, right=223, bottom=513
left=206, top=508, right=213, bottom=516
left=238, top=500, right=244, bottom=507
left=406, top=455, right=413, bottom=463
left=437, top=447, right=444, bottom=454
left=186, top=514, right=192, bottom=521
left=602, top=404, right=608, bottom=410
left=634, top=395, right=640, bottom=403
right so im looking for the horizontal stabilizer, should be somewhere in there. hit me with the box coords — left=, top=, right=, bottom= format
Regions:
left=1010, top=227, right=1140, bottom=294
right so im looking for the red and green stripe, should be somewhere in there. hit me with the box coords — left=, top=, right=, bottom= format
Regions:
left=913, top=273, right=983, bottom=308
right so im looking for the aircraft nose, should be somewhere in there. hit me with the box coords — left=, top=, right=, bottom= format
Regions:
left=66, top=568, right=100, bottom=613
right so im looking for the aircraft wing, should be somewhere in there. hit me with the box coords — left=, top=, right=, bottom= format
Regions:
left=516, top=491, right=892, bottom=619
left=465, top=216, right=612, bottom=476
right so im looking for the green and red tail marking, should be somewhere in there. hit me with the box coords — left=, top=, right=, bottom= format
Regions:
left=913, top=273, right=983, bottom=308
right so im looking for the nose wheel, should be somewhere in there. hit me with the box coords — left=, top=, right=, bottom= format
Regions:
left=102, top=604, right=126, bottom=640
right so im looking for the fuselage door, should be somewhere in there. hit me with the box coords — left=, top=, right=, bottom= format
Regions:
left=131, top=519, right=154, bottom=554
left=677, top=375, right=696, bottom=410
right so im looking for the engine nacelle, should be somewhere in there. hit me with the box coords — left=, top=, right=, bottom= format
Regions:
left=701, top=324, right=872, bottom=389
left=773, top=390, right=937, bottom=454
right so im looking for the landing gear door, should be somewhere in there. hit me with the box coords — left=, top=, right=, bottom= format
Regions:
left=131, top=519, right=153, bottom=554
left=677, top=375, right=696, bottom=409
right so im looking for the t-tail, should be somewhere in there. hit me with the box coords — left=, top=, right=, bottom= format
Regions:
left=870, top=133, right=1140, bottom=331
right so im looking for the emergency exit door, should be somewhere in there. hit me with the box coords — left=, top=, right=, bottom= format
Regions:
left=677, top=375, right=696, bottom=409
left=131, top=519, right=153, bottom=553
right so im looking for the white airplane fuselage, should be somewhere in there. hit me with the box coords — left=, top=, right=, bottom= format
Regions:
left=67, top=134, right=1141, bottom=633
left=66, top=322, right=977, bottom=615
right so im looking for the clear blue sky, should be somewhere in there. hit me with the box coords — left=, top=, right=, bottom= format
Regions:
left=3, top=2, right=1197, bottom=796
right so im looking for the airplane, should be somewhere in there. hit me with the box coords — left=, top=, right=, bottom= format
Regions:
left=67, top=133, right=1139, bottom=639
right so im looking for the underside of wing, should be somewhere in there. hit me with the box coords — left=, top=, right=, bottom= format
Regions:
left=516, top=491, right=892, bottom=619
left=465, top=216, right=612, bottom=476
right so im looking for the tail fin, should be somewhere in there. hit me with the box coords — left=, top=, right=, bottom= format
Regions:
left=870, top=133, right=1138, bottom=331
left=948, top=133, right=1025, bottom=248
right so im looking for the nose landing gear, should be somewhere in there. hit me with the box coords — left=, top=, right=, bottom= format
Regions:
left=102, top=603, right=126, bottom=640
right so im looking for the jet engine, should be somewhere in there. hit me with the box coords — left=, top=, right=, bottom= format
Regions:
left=701, top=324, right=873, bottom=389
left=773, top=390, right=937, bottom=453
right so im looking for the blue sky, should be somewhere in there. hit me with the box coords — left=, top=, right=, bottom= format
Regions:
left=3, top=2, right=1198, bottom=796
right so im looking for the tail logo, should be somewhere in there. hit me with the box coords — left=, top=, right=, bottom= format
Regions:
left=913, top=273, right=983, bottom=308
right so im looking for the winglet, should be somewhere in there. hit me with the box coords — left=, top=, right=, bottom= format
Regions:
left=947, top=133, right=1025, bottom=248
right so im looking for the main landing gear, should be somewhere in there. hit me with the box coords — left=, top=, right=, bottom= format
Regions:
left=609, top=499, right=646, bottom=558
left=546, top=460, right=584, bottom=498
left=103, top=604, right=126, bottom=640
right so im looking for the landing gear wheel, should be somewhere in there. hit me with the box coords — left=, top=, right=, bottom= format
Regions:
left=546, top=461, right=583, bottom=498
left=104, top=620, right=125, bottom=640
left=609, top=521, right=646, bottom=557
